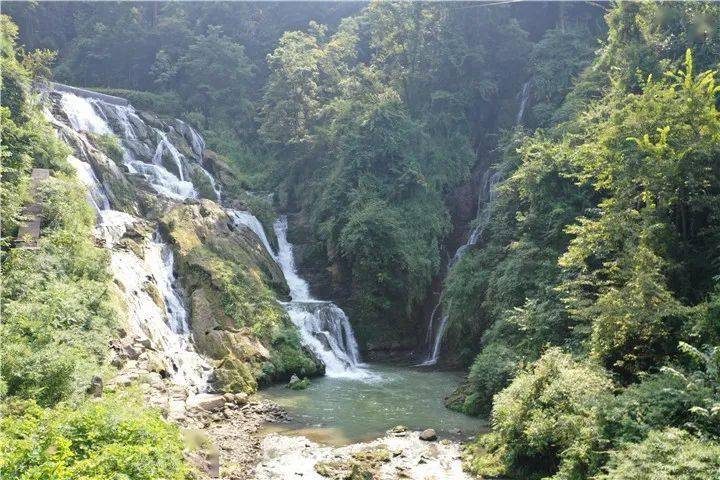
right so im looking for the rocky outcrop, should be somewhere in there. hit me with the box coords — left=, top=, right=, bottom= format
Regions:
left=161, top=200, right=323, bottom=393
left=255, top=428, right=472, bottom=480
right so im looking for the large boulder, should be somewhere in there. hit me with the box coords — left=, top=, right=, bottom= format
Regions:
left=187, top=393, right=226, bottom=412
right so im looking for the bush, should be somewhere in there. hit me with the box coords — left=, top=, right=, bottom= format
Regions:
left=466, top=348, right=613, bottom=480
left=601, top=372, right=715, bottom=446
left=0, top=393, right=187, bottom=480
left=596, top=428, right=720, bottom=480
left=453, top=343, right=520, bottom=416
left=87, top=132, right=124, bottom=164
left=1, top=174, right=117, bottom=406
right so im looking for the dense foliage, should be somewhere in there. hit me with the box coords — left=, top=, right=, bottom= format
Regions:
left=0, top=15, right=188, bottom=476
left=0, top=394, right=187, bottom=480
left=447, top=2, right=720, bottom=479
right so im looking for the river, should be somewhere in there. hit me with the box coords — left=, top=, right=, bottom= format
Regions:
left=259, top=363, right=487, bottom=446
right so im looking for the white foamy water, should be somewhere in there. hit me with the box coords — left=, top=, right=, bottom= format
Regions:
left=56, top=88, right=213, bottom=392
left=111, top=243, right=211, bottom=392
left=60, top=92, right=111, bottom=134
left=66, top=155, right=111, bottom=211
left=56, top=91, right=211, bottom=202
left=229, top=211, right=369, bottom=379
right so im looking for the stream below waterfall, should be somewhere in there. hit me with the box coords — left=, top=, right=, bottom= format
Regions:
left=259, top=363, right=487, bottom=446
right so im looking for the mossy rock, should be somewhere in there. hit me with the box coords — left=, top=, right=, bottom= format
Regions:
left=160, top=200, right=322, bottom=390
left=214, top=356, right=257, bottom=393
left=314, top=447, right=391, bottom=479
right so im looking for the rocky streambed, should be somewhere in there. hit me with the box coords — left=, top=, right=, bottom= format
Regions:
left=255, top=426, right=472, bottom=480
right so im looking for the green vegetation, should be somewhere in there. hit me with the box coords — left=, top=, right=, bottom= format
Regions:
left=0, top=393, right=187, bottom=480
left=0, top=15, right=188, bottom=477
left=596, top=429, right=720, bottom=480
left=466, top=349, right=612, bottom=479
left=288, top=377, right=311, bottom=390
left=448, top=3, right=720, bottom=479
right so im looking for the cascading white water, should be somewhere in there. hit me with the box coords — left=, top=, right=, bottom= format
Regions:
left=273, top=217, right=312, bottom=302
left=56, top=89, right=213, bottom=392
left=66, top=155, right=111, bottom=211
left=60, top=92, right=111, bottom=134
left=112, top=240, right=212, bottom=392
left=516, top=80, right=532, bottom=126
left=229, top=210, right=366, bottom=378
left=421, top=170, right=502, bottom=366
left=273, top=216, right=365, bottom=378
left=57, top=90, right=224, bottom=203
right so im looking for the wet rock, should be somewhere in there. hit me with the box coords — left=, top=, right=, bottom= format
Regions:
left=419, top=429, right=437, bottom=441
left=123, top=343, right=141, bottom=360
left=391, top=425, right=408, bottom=433
left=288, top=374, right=301, bottom=386
left=141, top=351, right=169, bottom=377
left=110, top=353, right=125, bottom=368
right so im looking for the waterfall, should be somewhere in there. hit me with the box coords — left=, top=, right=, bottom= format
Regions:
left=229, top=211, right=367, bottom=378
left=421, top=170, right=502, bottom=366
left=55, top=89, right=223, bottom=203
left=516, top=80, right=532, bottom=126
left=66, top=154, right=111, bottom=211
left=273, top=217, right=312, bottom=302
left=60, top=92, right=111, bottom=134
left=273, top=217, right=365, bottom=377
left=54, top=87, right=213, bottom=393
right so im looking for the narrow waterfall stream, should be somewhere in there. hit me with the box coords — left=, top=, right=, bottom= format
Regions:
left=516, top=79, right=532, bottom=125
left=421, top=170, right=502, bottom=365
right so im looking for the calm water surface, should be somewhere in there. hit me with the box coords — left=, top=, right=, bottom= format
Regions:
left=258, top=363, right=488, bottom=446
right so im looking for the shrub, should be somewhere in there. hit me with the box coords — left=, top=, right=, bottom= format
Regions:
left=458, top=343, right=520, bottom=416
left=596, top=428, right=720, bottom=480
left=0, top=393, right=187, bottom=480
left=1, top=174, right=116, bottom=406
left=87, top=132, right=124, bottom=164
left=466, top=348, right=613, bottom=480
left=601, top=372, right=715, bottom=446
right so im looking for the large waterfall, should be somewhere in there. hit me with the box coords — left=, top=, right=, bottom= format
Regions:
left=229, top=212, right=366, bottom=378
left=421, top=170, right=502, bottom=366
left=48, top=88, right=214, bottom=393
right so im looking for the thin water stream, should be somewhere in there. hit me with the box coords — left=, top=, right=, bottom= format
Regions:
left=259, top=363, right=487, bottom=446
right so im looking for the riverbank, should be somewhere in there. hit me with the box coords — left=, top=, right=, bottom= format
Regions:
left=255, top=427, right=472, bottom=479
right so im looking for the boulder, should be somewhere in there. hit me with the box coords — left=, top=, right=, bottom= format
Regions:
left=419, top=429, right=437, bottom=441
left=187, top=393, right=226, bottom=412
left=288, top=374, right=301, bottom=386
left=123, top=343, right=141, bottom=360
left=88, top=375, right=103, bottom=397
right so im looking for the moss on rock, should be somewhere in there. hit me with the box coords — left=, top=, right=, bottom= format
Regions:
left=161, top=200, right=323, bottom=393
